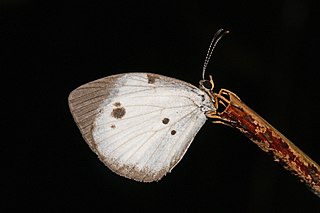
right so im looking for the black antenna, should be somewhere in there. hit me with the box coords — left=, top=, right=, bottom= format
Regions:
left=202, top=29, right=229, bottom=80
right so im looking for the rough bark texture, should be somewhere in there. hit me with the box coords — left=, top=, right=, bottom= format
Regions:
left=218, top=92, right=320, bottom=197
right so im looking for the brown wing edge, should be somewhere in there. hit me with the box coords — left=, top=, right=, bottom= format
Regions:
left=68, top=73, right=197, bottom=182
left=68, top=74, right=119, bottom=152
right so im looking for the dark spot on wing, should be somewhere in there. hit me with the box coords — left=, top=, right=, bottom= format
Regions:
left=162, top=118, right=170, bottom=124
left=111, top=124, right=116, bottom=129
left=113, top=102, right=121, bottom=107
left=201, top=94, right=205, bottom=102
left=111, top=107, right=126, bottom=119
left=147, top=74, right=159, bottom=84
left=171, top=130, right=176, bottom=135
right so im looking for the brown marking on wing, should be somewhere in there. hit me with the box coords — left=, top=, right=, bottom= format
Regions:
left=162, top=118, right=170, bottom=124
left=147, top=73, right=160, bottom=84
left=111, top=107, right=126, bottom=119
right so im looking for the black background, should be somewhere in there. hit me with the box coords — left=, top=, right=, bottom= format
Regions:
left=2, top=0, right=320, bottom=212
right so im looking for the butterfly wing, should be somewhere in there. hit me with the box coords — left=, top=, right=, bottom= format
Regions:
left=68, top=73, right=214, bottom=182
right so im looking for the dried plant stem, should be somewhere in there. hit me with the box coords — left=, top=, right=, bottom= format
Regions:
left=210, top=89, right=320, bottom=197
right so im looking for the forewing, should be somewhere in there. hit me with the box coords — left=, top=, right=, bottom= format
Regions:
left=68, top=73, right=212, bottom=182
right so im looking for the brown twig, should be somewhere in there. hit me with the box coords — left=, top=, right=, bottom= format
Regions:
left=207, top=89, right=320, bottom=197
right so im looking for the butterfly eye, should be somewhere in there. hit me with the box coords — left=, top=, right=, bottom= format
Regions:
left=200, top=80, right=212, bottom=90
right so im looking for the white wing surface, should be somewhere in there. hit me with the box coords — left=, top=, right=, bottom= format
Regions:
left=68, top=73, right=214, bottom=182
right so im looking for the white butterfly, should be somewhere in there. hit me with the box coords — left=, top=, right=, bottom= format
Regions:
left=68, top=29, right=228, bottom=182
left=68, top=73, right=216, bottom=182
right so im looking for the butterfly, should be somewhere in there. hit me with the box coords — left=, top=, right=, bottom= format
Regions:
left=68, top=72, right=219, bottom=182
left=68, top=29, right=228, bottom=182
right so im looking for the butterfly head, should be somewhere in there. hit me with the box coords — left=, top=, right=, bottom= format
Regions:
left=199, top=75, right=214, bottom=92
left=199, top=75, right=218, bottom=113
